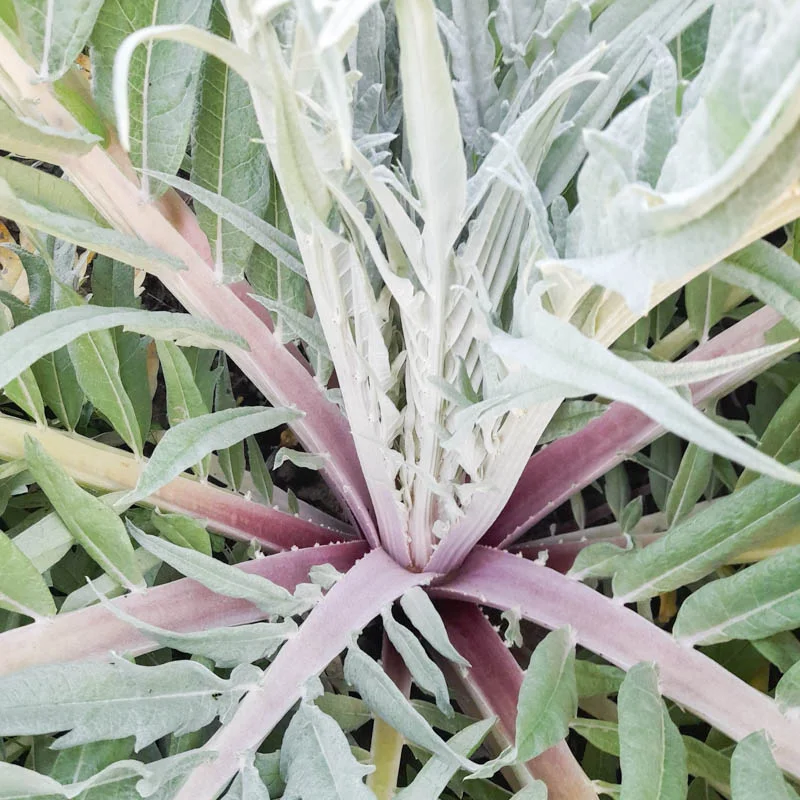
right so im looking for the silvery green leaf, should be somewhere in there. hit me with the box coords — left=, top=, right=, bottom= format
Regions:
left=0, top=657, right=260, bottom=750
left=247, top=435, right=274, bottom=504
left=12, top=0, right=103, bottom=81
left=0, top=98, right=101, bottom=161
left=568, top=540, right=632, bottom=582
left=682, top=737, right=730, bottom=798
left=775, top=660, right=800, bottom=716
left=0, top=305, right=244, bottom=391
left=94, top=584, right=296, bottom=667
left=280, top=701, right=375, bottom=800
left=123, top=406, right=299, bottom=505
left=491, top=311, right=800, bottom=487
left=605, top=465, right=631, bottom=523
left=515, top=627, right=577, bottom=762
left=152, top=511, right=212, bottom=556
left=665, top=443, right=713, bottom=527
left=501, top=607, right=522, bottom=648
left=437, top=0, right=498, bottom=152
left=343, top=645, right=479, bottom=771
left=28, top=737, right=134, bottom=785
left=381, top=606, right=453, bottom=716
left=91, top=0, right=213, bottom=195
left=254, top=752, right=285, bottom=799
left=215, top=355, right=245, bottom=491
left=714, top=241, right=800, bottom=332
left=752, top=631, right=800, bottom=674
left=399, top=587, right=470, bottom=667
left=127, top=523, right=318, bottom=616
left=685, top=272, right=729, bottom=342
left=613, top=465, right=800, bottom=602
left=618, top=663, right=687, bottom=800
left=318, top=0, right=380, bottom=49
left=191, top=1, right=270, bottom=283
left=250, top=295, right=329, bottom=355
left=308, top=564, right=344, bottom=590
left=575, top=660, right=625, bottom=698
left=0, top=529, right=56, bottom=619
left=10, top=511, right=73, bottom=573
left=730, top=732, right=798, bottom=800
left=0, top=763, right=69, bottom=799
left=571, top=719, right=621, bottom=757
left=396, top=717, right=496, bottom=800
left=314, top=694, right=371, bottom=733
left=24, top=436, right=145, bottom=591
left=0, top=175, right=181, bottom=274
left=222, top=758, right=271, bottom=800
left=673, top=546, right=800, bottom=647
left=539, top=400, right=607, bottom=445
left=274, top=447, right=328, bottom=472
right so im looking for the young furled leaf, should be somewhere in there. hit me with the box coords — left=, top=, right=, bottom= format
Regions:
left=673, top=546, right=800, bottom=647
left=123, top=406, right=300, bottom=505
left=730, top=733, right=799, bottom=800
left=127, top=523, right=318, bottom=617
left=0, top=658, right=260, bottom=750
left=24, top=436, right=145, bottom=591
left=280, top=701, right=375, bottom=800
left=0, top=529, right=56, bottom=620
left=618, top=663, right=687, bottom=800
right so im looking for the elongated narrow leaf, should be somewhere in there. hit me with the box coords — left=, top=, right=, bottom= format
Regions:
left=396, top=717, right=496, bottom=800
left=10, top=511, right=73, bottom=573
left=775, top=659, right=800, bottom=716
left=274, top=447, right=328, bottom=472
left=665, top=443, right=713, bottom=527
left=124, top=406, right=299, bottom=504
left=280, top=701, right=375, bottom=800
left=95, top=586, right=296, bottom=667
left=381, top=606, right=453, bottom=716
left=618, top=663, right=687, bottom=800
left=0, top=529, right=56, bottom=619
left=13, top=0, right=103, bottom=81
left=673, top=546, right=800, bottom=646
left=730, top=732, right=798, bottom=800
left=395, top=0, right=466, bottom=263
left=714, top=241, right=800, bottom=332
left=0, top=657, right=259, bottom=750
left=149, top=170, right=305, bottom=278
left=343, top=646, right=479, bottom=772
left=127, top=523, right=317, bottom=616
left=223, top=758, right=271, bottom=800
left=24, top=436, right=144, bottom=590
left=151, top=511, right=212, bottom=556
left=515, top=627, right=577, bottom=762
left=399, top=587, right=470, bottom=667
left=0, top=305, right=244, bottom=390
left=91, top=0, right=213, bottom=193
left=215, top=355, right=245, bottom=491
left=491, top=312, right=800, bottom=487
left=0, top=302, right=46, bottom=424
left=613, top=464, right=800, bottom=602
left=568, top=540, right=632, bottom=582
left=190, top=1, right=271, bottom=282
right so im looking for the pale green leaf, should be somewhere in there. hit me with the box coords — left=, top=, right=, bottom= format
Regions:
left=13, top=0, right=103, bottom=80
left=396, top=717, right=496, bottom=800
left=24, top=436, right=144, bottom=591
left=613, top=464, right=800, bottom=602
left=730, top=732, right=798, bottom=800
left=685, top=272, right=729, bottom=342
left=0, top=305, right=245, bottom=391
left=215, top=355, right=245, bottom=492
left=274, top=447, right=328, bottom=472
left=0, top=302, right=46, bottom=424
left=618, top=663, right=687, bottom=800
left=94, top=586, right=296, bottom=667
left=682, top=738, right=730, bottom=798
left=343, top=645, right=479, bottom=772
left=399, top=586, right=470, bottom=668
left=0, top=529, right=56, bottom=619
left=575, top=660, right=625, bottom=698
left=491, top=312, right=800, bottom=488
left=381, top=606, right=453, bottom=717
left=10, top=511, right=73, bottom=573
left=515, top=627, right=578, bottom=762
left=190, top=0, right=271, bottom=283
left=673, top=546, right=800, bottom=646
left=223, top=758, right=271, bottom=800
left=123, top=406, right=299, bottom=505
left=775, top=659, right=800, bottom=716
left=0, top=657, right=260, bottom=750
left=92, top=0, right=213, bottom=194
left=539, top=400, right=607, bottom=445
left=127, top=522, right=318, bottom=616
left=151, top=511, right=212, bottom=556
left=280, top=701, right=375, bottom=800
left=665, top=443, right=713, bottom=527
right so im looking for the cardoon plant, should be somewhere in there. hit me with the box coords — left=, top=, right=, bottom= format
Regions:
left=1, top=0, right=800, bottom=797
